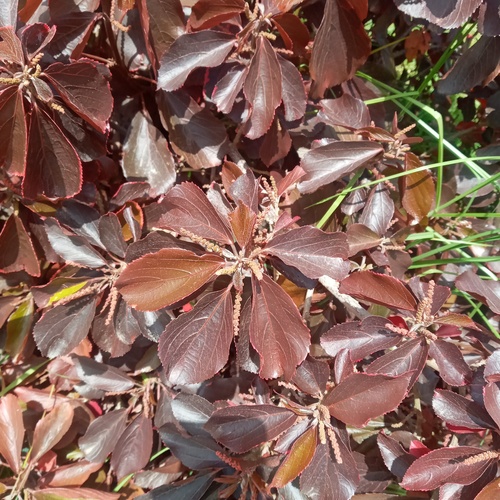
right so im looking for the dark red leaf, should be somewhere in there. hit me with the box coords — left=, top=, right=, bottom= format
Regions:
left=476, top=477, right=500, bottom=500
left=324, top=372, right=410, bottom=427
left=456, top=270, right=500, bottom=315
left=259, top=117, right=292, bottom=167
left=212, top=64, right=248, bottom=114
left=377, top=432, right=416, bottom=479
left=33, top=295, right=98, bottom=357
left=22, top=105, right=82, bottom=199
left=111, top=415, right=153, bottom=480
left=278, top=54, right=307, bottom=122
left=229, top=202, right=256, bottom=248
left=122, top=110, right=176, bottom=197
left=0, top=214, right=40, bottom=276
left=0, top=26, right=24, bottom=65
left=310, top=0, right=371, bottom=97
left=358, top=185, right=395, bottom=236
left=276, top=166, right=306, bottom=196
left=188, top=0, right=245, bottom=30
left=484, top=350, right=500, bottom=382
left=394, top=0, right=482, bottom=29
left=346, top=223, right=382, bottom=256
left=401, top=446, right=496, bottom=491
left=79, top=409, right=129, bottom=463
left=333, top=348, right=354, bottom=384
left=45, top=218, right=107, bottom=268
left=157, top=89, right=228, bottom=169
left=157, top=31, right=234, bottom=91
left=429, top=339, right=472, bottom=386
left=478, top=1, right=500, bottom=35
left=149, top=182, right=233, bottom=245
left=298, top=141, right=383, bottom=194
left=171, top=393, right=215, bottom=437
left=300, top=442, right=359, bottom=500
left=433, top=389, right=495, bottom=430
left=72, top=355, right=135, bottom=393
left=30, top=402, right=74, bottom=464
left=38, top=460, right=102, bottom=488
left=271, top=425, right=317, bottom=488
left=205, top=404, right=297, bottom=453
left=321, top=315, right=400, bottom=362
left=43, top=61, right=113, bottom=132
left=250, top=274, right=310, bottom=380
left=291, top=356, right=330, bottom=396
left=244, top=36, right=282, bottom=139
left=228, top=168, right=259, bottom=213
left=0, top=394, right=25, bottom=474
left=98, top=214, right=127, bottom=258
left=319, top=94, right=371, bottom=130
left=339, top=271, right=418, bottom=311
left=0, top=85, right=27, bottom=175
left=31, top=488, right=120, bottom=500
left=159, top=288, right=233, bottom=385
left=264, top=226, right=349, bottom=281
left=20, top=23, right=56, bottom=59
left=116, top=248, right=224, bottom=311
left=365, top=338, right=428, bottom=389
left=484, top=382, right=500, bottom=429
left=273, top=13, right=310, bottom=55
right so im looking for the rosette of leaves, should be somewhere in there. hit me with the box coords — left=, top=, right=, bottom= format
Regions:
left=32, top=199, right=170, bottom=358
left=0, top=24, right=112, bottom=199
left=116, top=169, right=350, bottom=384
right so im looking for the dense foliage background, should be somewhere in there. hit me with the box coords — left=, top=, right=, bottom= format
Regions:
left=0, top=0, right=499, bottom=498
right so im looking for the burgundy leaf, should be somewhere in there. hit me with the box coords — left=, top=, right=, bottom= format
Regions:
left=324, top=372, right=410, bottom=427
left=0, top=85, right=27, bottom=175
left=272, top=13, right=310, bottom=55
left=229, top=168, right=259, bottom=213
left=478, top=0, right=500, bottom=35
left=263, top=226, right=349, bottom=280
left=321, top=315, right=400, bottom=362
left=456, top=270, right=500, bottom=315
left=250, top=274, right=310, bottom=380
left=22, top=105, right=82, bottom=199
left=244, top=36, right=282, bottom=139
left=394, top=0, right=482, bottom=29
left=91, top=307, right=134, bottom=359
left=276, top=166, right=306, bottom=196
left=319, top=94, right=371, bottom=130
left=205, top=404, right=297, bottom=453
left=401, top=446, right=496, bottom=491
left=0, top=26, right=24, bottom=65
left=72, top=355, right=135, bottom=392
left=111, top=414, right=153, bottom=480
left=137, top=0, right=185, bottom=64
left=484, top=350, right=500, bottom=382
left=188, top=0, right=245, bottom=30
left=358, top=185, right=395, bottom=236
left=31, top=488, right=119, bottom=500
left=377, top=432, right=416, bottom=479
left=159, top=288, right=233, bottom=385
left=149, top=182, right=233, bottom=245
left=333, top=348, right=354, bottom=384
left=278, top=54, right=306, bottom=122
left=38, top=460, right=102, bottom=488
left=0, top=214, right=40, bottom=276
left=30, top=402, right=74, bottom=464
left=0, top=394, right=25, bottom=474
left=439, top=35, right=500, bottom=94
left=309, top=0, right=371, bottom=97
left=340, top=271, right=418, bottom=311
left=45, top=218, right=107, bottom=268
left=157, top=31, right=235, bottom=91
left=434, top=313, right=481, bottom=331
left=157, top=89, right=228, bottom=169
left=159, top=423, right=224, bottom=469
left=33, top=295, right=98, bottom=357
left=43, top=61, right=113, bottom=132
left=271, top=425, right=317, bottom=488
left=116, top=248, right=224, bottom=311
left=429, top=339, right=472, bottom=386
left=212, top=64, right=248, bottom=114
left=229, top=202, right=256, bottom=248
left=291, top=356, right=330, bottom=396
left=300, top=442, right=359, bottom=500
left=259, top=117, right=292, bottom=167
left=20, top=23, right=56, bottom=60
left=98, top=214, right=127, bottom=258
left=122, top=110, right=176, bottom=197
left=298, top=141, right=383, bottom=194
left=346, top=223, right=382, bottom=256
left=365, top=338, right=428, bottom=389
left=433, top=389, right=495, bottom=430
left=79, top=409, right=128, bottom=463
left=483, top=382, right=500, bottom=429
left=475, top=477, right=500, bottom=500
left=171, top=394, right=215, bottom=437
left=408, top=277, right=451, bottom=315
